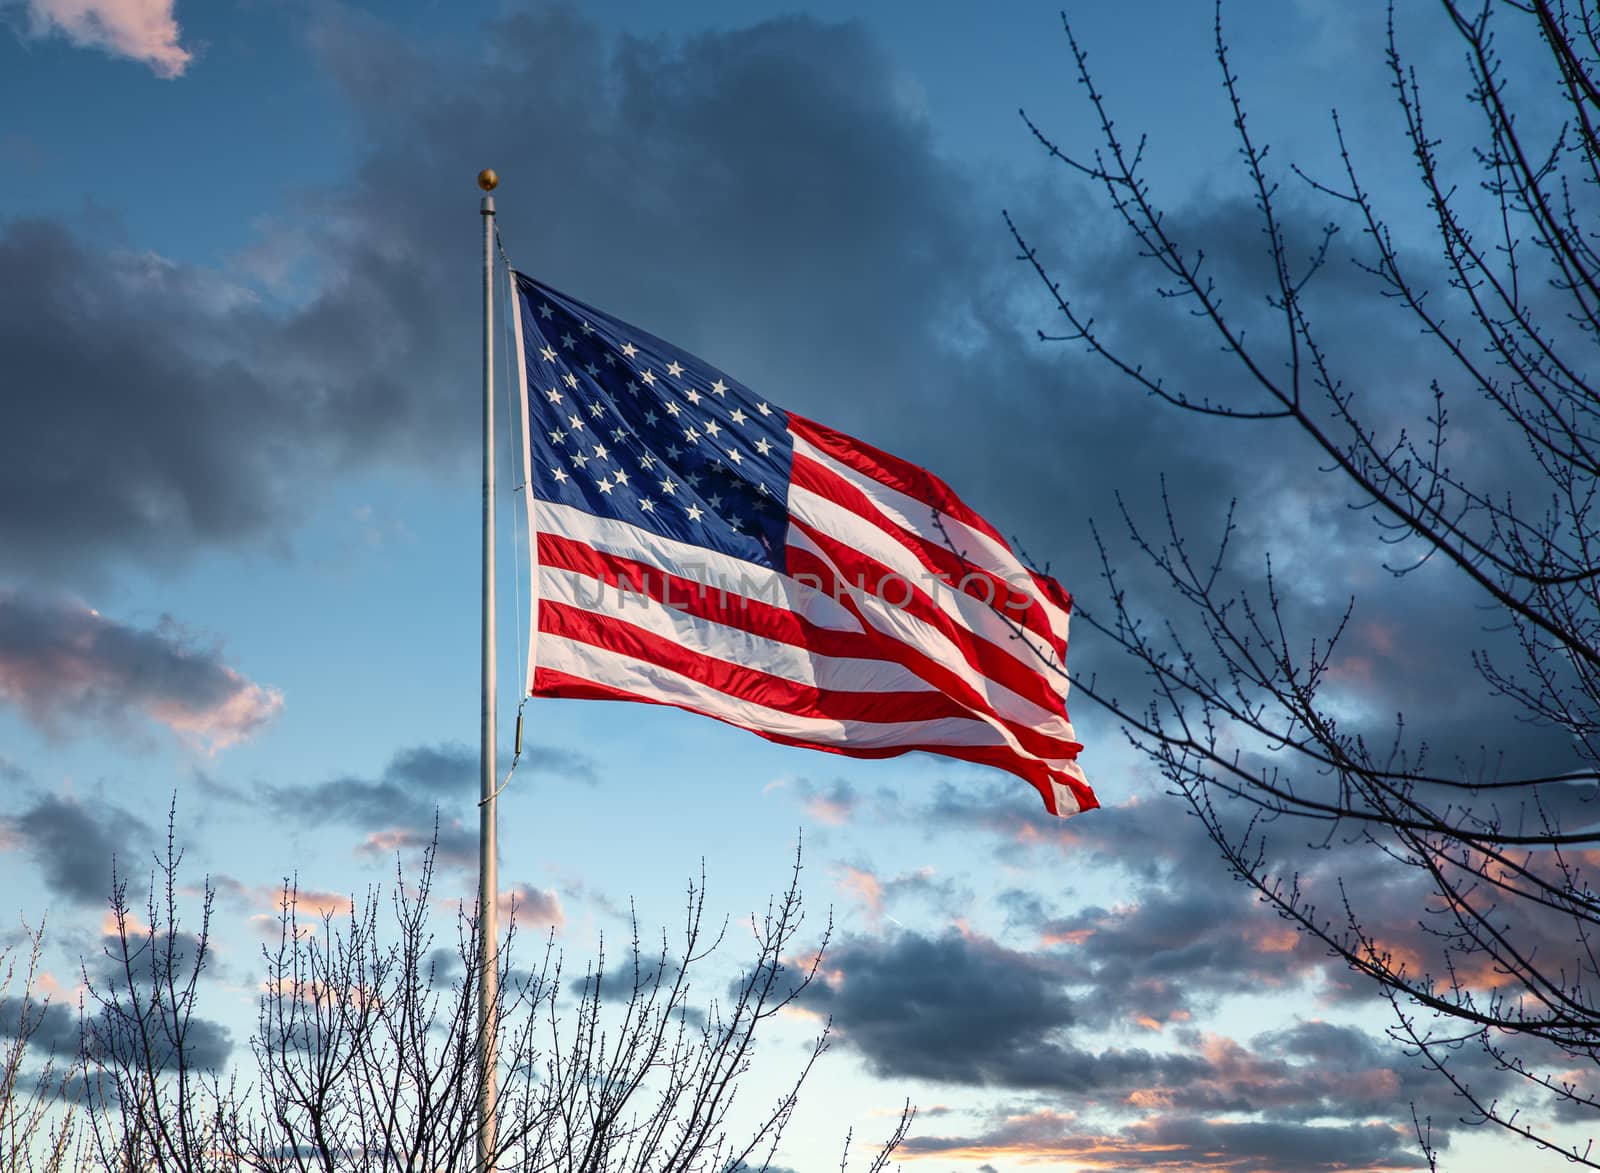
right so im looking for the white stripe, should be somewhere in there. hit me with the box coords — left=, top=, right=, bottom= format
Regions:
left=540, top=499, right=1081, bottom=762
left=539, top=566, right=936, bottom=695
left=786, top=526, right=1080, bottom=753
left=793, top=434, right=1073, bottom=646
left=788, top=482, right=1072, bottom=704
left=539, top=634, right=1017, bottom=751
left=1049, top=777, right=1085, bottom=816
left=537, top=500, right=861, bottom=633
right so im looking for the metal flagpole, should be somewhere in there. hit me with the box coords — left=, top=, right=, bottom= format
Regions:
left=476, top=166, right=500, bottom=1173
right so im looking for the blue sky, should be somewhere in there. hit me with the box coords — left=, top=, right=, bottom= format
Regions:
left=0, top=1, right=1585, bottom=1170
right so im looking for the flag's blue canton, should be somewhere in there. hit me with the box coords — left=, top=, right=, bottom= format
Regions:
left=515, top=275, right=794, bottom=572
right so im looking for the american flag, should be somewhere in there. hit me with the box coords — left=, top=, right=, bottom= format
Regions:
left=512, top=273, right=1095, bottom=817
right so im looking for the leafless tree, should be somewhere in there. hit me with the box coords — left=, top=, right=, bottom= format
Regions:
left=60, top=813, right=911, bottom=1171
left=0, top=921, right=78, bottom=1173
left=1010, top=0, right=1600, bottom=1160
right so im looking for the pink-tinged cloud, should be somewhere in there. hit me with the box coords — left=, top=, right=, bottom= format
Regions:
left=20, top=0, right=191, bottom=77
left=0, top=592, right=283, bottom=753
left=502, top=883, right=564, bottom=930
left=838, top=865, right=885, bottom=923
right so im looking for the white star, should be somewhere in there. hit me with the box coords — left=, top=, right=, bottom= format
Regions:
left=686, top=472, right=702, bottom=488
left=756, top=402, right=772, bottom=416
left=639, top=498, right=655, bottom=513
left=550, top=466, right=568, bottom=483
left=728, top=514, right=742, bottom=530
left=665, top=443, right=682, bottom=460
left=568, top=414, right=586, bottom=431
left=711, top=379, right=728, bottom=397
left=561, top=332, right=577, bottom=349
left=611, top=426, right=627, bottom=441
left=613, top=469, right=629, bottom=486
left=598, top=476, right=615, bottom=494
left=584, top=362, right=599, bottom=377
left=540, top=345, right=557, bottom=363
left=708, top=493, right=723, bottom=510
left=538, top=302, right=554, bottom=319
left=639, top=453, right=657, bottom=469
left=571, top=452, right=589, bottom=467
left=757, top=483, right=771, bottom=495
left=563, top=372, right=579, bottom=389
left=684, top=427, right=700, bottom=444
left=686, top=504, right=705, bottom=522
left=641, top=369, right=656, bottom=386
left=727, top=448, right=743, bottom=465
left=592, top=443, right=609, bottom=460
left=621, top=342, right=638, bottom=358
left=755, top=438, right=773, bottom=455
left=580, top=320, right=595, bottom=335
left=660, top=478, right=678, bottom=495
left=703, top=419, right=722, bottom=438
left=546, top=387, right=563, bottom=404
left=666, top=361, right=684, bottom=378
left=643, top=409, right=660, bottom=426
left=547, top=429, right=566, bottom=444
left=626, top=381, right=640, bottom=396
left=684, top=388, right=702, bottom=406
left=664, top=401, right=681, bottom=418
left=589, top=402, right=605, bottom=418
left=730, top=409, right=748, bottom=425
left=604, top=352, right=617, bottom=366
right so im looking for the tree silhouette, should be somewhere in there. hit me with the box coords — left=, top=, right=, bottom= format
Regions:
left=3, top=814, right=911, bottom=1171
left=1010, top=0, right=1600, bottom=1162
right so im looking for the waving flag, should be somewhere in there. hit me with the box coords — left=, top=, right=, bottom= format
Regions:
left=513, top=274, right=1095, bottom=816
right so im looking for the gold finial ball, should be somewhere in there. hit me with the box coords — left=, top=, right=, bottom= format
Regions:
left=477, top=168, right=499, bottom=192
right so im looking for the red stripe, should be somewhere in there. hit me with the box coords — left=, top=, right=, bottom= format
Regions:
left=541, top=600, right=982, bottom=728
left=532, top=667, right=1098, bottom=815
left=540, top=531, right=880, bottom=661
left=783, top=543, right=1083, bottom=764
left=541, top=531, right=1083, bottom=764
left=787, top=525, right=1071, bottom=720
left=789, top=412, right=1074, bottom=625
left=788, top=413, right=1011, bottom=547
left=790, top=449, right=1065, bottom=657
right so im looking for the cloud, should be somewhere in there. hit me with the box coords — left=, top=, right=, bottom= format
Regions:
left=3, top=794, right=150, bottom=906
left=0, top=995, right=77, bottom=1054
left=0, top=8, right=1022, bottom=591
left=834, top=863, right=958, bottom=930
left=0, top=591, right=282, bottom=751
left=270, top=740, right=595, bottom=871
left=13, top=0, right=190, bottom=77
left=503, top=882, right=563, bottom=930
left=898, top=1108, right=1433, bottom=1172
left=807, top=922, right=1515, bottom=1158
left=805, top=930, right=1088, bottom=1089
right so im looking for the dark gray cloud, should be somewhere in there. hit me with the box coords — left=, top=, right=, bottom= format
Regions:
left=2, top=992, right=232, bottom=1073
left=270, top=740, right=596, bottom=870
left=805, top=929, right=1092, bottom=1089
left=809, top=925, right=1510, bottom=1147
left=3, top=794, right=150, bottom=906
left=0, top=591, right=282, bottom=749
left=0, top=995, right=77, bottom=1054
left=898, top=1108, right=1434, bottom=1172
left=83, top=1006, right=232, bottom=1073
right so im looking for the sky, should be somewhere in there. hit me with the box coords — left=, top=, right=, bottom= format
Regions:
left=0, top=1, right=1589, bottom=1170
